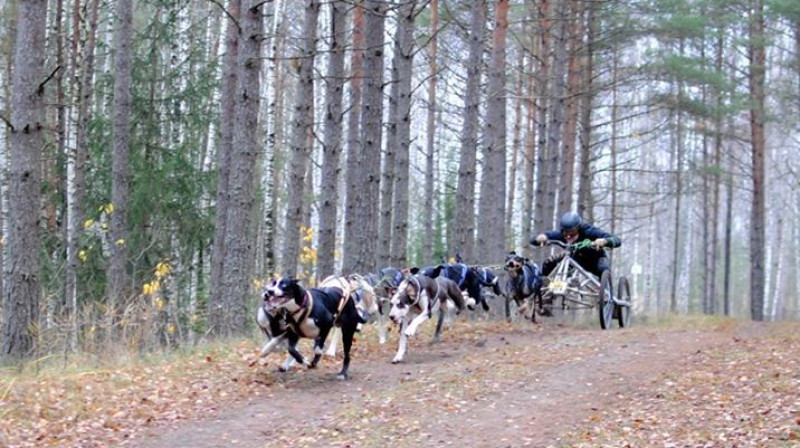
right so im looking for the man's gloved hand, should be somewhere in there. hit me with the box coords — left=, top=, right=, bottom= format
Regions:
left=532, top=234, right=547, bottom=246
left=591, top=238, right=607, bottom=249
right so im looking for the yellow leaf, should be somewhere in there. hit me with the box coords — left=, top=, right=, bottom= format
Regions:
left=84, top=219, right=95, bottom=229
left=78, top=250, right=87, bottom=262
left=115, top=239, right=125, bottom=246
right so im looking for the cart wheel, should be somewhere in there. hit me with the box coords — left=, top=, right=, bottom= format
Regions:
left=599, top=270, right=614, bottom=330
left=617, top=276, right=631, bottom=328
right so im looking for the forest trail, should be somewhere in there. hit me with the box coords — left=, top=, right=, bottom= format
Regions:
left=127, top=317, right=793, bottom=448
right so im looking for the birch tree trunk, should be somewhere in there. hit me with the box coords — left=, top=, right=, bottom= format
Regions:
left=477, top=0, right=509, bottom=265
left=209, top=0, right=239, bottom=334
left=282, top=0, right=319, bottom=278
left=389, top=0, right=416, bottom=268
left=421, top=0, right=438, bottom=265
left=506, top=60, right=524, bottom=243
left=263, top=0, right=287, bottom=277
left=2, top=0, right=47, bottom=359
left=317, top=0, right=346, bottom=279
left=106, top=0, right=135, bottom=335
left=341, top=3, right=364, bottom=274
left=454, top=0, right=485, bottom=262
left=218, top=0, right=263, bottom=335
left=353, top=0, right=385, bottom=273
left=748, top=0, right=766, bottom=321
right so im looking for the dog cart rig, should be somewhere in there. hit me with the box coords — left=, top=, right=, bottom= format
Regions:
left=536, top=239, right=632, bottom=329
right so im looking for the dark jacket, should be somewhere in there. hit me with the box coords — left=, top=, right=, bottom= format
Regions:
left=543, top=223, right=621, bottom=249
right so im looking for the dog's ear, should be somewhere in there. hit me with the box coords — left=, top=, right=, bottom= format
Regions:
left=432, top=265, right=444, bottom=278
left=508, top=250, right=517, bottom=255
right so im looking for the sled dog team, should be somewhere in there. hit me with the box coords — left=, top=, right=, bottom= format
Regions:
left=257, top=262, right=508, bottom=380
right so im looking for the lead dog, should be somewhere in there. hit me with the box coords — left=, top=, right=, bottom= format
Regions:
left=257, top=277, right=364, bottom=380
left=388, top=267, right=475, bottom=363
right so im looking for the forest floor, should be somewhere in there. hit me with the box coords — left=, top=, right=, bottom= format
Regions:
left=1, top=312, right=799, bottom=448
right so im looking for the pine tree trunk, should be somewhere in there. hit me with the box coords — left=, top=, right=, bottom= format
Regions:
left=532, top=0, right=553, bottom=247
left=520, top=52, right=536, bottom=257
left=317, top=0, right=347, bottom=279
left=282, top=0, right=319, bottom=278
left=341, top=3, right=364, bottom=274
left=3, top=0, right=47, bottom=359
left=66, top=0, right=101, bottom=351
left=577, top=2, right=595, bottom=222
left=557, top=0, right=581, bottom=217
left=106, top=0, right=135, bottom=335
left=389, top=0, right=416, bottom=268
left=477, top=0, right=508, bottom=266
left=208, top=0, right=240, bottom=334
left=354, top=0, right=385, bottom=273
left=454, top=0, right=485, bottom=262
left=421, top=0, right=438, bottom=265
left=218, top=0, right=264, bottom=335
left=669, top=40, right=685, bottom=314
left=748, top=0, right=766, bottom=321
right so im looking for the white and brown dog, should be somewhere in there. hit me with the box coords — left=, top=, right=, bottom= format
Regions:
left=257, top=277, right=366, bottom=380
left=388, top=267, right=475, bottom=363
left=320, top=274, right=379, bottom=357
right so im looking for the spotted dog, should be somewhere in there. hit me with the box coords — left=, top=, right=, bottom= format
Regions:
left=257, top=277, right=365, bottom=380
left=503, top=251, right=543, bottom=322
left=388, top=267, right=475, bottom=363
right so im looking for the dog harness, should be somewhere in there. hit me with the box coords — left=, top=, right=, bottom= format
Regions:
left=285, top=290, right=314, bottom=336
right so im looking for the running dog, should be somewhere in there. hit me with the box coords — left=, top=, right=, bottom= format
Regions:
left=503, top=251, right=543, bottom=322
left=362, top=267, right=403, bottom=344
left=257, top=277, right=364, bottom=380
left=321, top=274, right=379, bottom=357
left=423, top=263, right=502, bottom=311
left=388, top=267, right=475, bottom=363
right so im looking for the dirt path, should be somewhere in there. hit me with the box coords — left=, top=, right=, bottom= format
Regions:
left=129, top=321, right=735, bottom=448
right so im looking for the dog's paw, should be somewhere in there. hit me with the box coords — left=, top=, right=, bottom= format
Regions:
left=391, top=356, right=403, bottom=364
left=336, top=372, right=348, bottom=381
left=429, top=335, right=441, bottom=345
left=403, top=327, right=416, bottom=338
left=481, top=301, right=490, bottom=312
left=466, top=297, right=477, bottom=311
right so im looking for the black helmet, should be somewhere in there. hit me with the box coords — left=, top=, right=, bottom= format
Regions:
left=559, top=212, right=582, bottom=232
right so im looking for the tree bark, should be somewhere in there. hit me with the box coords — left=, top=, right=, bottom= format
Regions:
left=341, top=2, right=364, bottom=274
left=477, top=0, right=509, bottom=265
left=353, top=0, right=385, bottom=273
left=748, top=0, right=766, bottom=321
left=3, top=0, right=47, bottom=359
left=282, top=0, right=319, bottom=278
left=317, top=0, right=347, bottom=279
left=577, top=1, right=595, bottom=222
left=454, top=0, right=485, bottom=262
left=66, top=0, right=101, bottom=350
left=106, top=0, right=135, bottom=334
left=557, top=0, right=582, bottom=218
left=389, top=0, right=416, bottom=268
left=209, top=0, right=240, bottom=334
left=217, top=0, right=263, bottom=335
